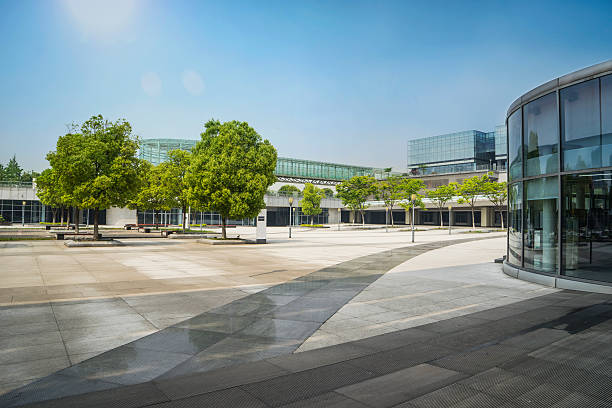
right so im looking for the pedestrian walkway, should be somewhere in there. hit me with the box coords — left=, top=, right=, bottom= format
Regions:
left=0, top=236, right=495, bottom=407
left=9, top=289, right=612, bottom=407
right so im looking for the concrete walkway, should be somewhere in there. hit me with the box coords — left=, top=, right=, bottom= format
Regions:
left=0, top=236, right=495, bottom=406
left=10, top=289, right=612, bottom=407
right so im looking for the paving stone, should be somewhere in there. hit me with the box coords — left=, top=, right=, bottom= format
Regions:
left=174, top=313, right=257, bottom=334
left=151, top=387, right=267, bottom=408
left=336, top=363, right=466, bottom=408
left=278, top=391, right=370, bottom=408
left=431, top=344, right=526, bottom=375
left=241, top=362, right=375, bottom=407
left=267, top=342, right=375, bottom=373
left=238, top=318, right=321, bottom=340
left=408, top=383, right=482, bottom=408
left=126, top=327, right=225, bottom=355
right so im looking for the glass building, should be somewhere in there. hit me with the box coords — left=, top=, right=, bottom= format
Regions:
left=505, top=60, right=612, bottom=292
left=139, top=138, right=381, bottom=181
left=407, top=129, right=499, bottom=175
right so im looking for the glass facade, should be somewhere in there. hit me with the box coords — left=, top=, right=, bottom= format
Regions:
left=407, top=130, right=495, bottom=175
left=507, top=63, right=612, bottom=287
left=139, top=139, right=198, bottom=165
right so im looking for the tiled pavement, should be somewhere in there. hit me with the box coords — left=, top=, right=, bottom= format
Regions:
left=0, top=237, right=495, bottom=407
left=7, top=289, right=612, bottom=407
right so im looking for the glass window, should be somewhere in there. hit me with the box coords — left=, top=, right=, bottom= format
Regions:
left=524, top=93, right=559, bottom=176
left=561, top=79, right=601, bottom=170
left=508, top=182, right=522, bottom=266
left=562, top=171, right=612, bottom=283
left=602, top=74, right=612, bottom=167
left=524, top=176, right=558, bottom=273
left=508, top=109, right=522, bottom=181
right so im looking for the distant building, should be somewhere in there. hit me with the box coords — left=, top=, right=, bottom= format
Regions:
left=407, top=126, right=507, bottom=176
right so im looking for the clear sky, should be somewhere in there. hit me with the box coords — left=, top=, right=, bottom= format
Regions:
left=1, top=0, right=611, bottom=172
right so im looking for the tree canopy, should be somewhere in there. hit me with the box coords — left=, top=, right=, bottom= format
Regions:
left=456, top=173, right=490, bottom=229
left=278, top=184, right=301, bottom=195
left=375, top=176, right=412, bottom=225
left=427, top=183, right=457, bottom=226
left=483, top=178, right=507, bottom=228
left=47, top=115, right=143, bottom=238
left=301, top=183, right=325, bottom=225
left=336, top=175, right=377, bottom=226
left=159, top=149, right=192, bottom=231
left=186, top=119, right=277, bottom=238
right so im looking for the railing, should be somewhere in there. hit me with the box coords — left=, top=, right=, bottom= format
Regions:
left=0, top=181, right=34, bottom=188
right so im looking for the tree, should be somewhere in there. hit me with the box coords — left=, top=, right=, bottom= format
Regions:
left=483, top=179, right=507, bottom=228
left=128, top=161, right=169, bottom=225
left=278, top=184, right=301, bottom=196
left=396, top=179, right=426, bottom=225
left=322, top=187, right=334, bottom=198
left=336, top=175, right=377, bottom=226
left=457, top=173, right=489, bottom=230
left=186, top=119, right=277, bottom=239
left=375, top=176, right=410, bottom=226
left=301, top=183, right=325, bottom=225
left=36, top=168, right=64, bottom=224
left=427, top=183, right=458, bottom=227
left=4, top=155, right=22, bottom=182
left=159, top=149, right=192, bottom=232
left=47, top=115, right=143, bottom=239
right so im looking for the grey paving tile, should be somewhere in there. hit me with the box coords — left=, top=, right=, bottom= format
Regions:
left=278, top=391, right=370, bottom=408
left=126, top=327, right=225, bottom=355
left=267, top=342, right=375, bottom=373
left=408, top=383, right=482, bottom=408
left=548, top=392, right=611, bottom=408
left=351, top=327, right=436, bottom=351
left=17, top=382, right=168, bottom=408
left=61, top=347, right=192, bottom=385
left=336, top=363, right=466, bottom=408
left=152, top=387, right=267, bottom=408
left=240, top=362, right=375, bottom=407
left=500, top=328, right=569, bottom=351
left=0, top=322, right=59, bottom=337
left=418, top=316, right=491, bottom=334
left=0, top=356, right=70, bottom=385
left=238, top=318, right=320, bottom=340
left=155, top=360, right=289, bottom=399
left=56, top=313, right=149, bottom=331
left=207, top=300, right=279, bottom=317
left=432, top=344, right=526, bottom=375
left=347, top=342, right=454, bottom=375
left=0, top=341, right=67, bottom=365
left=174, top=313, right=257, bottom=334
left=513, top=383, right=571, bottom=407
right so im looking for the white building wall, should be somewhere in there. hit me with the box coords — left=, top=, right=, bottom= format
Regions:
left=106, top=207, right=137, bottom=226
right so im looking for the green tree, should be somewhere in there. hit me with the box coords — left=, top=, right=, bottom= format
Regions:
left=36, top=168, right=64, bottom=224
left=4, top=155, right=22, bottom=182
left=322, top=187, right=334, bottom=198
left=47, top=115, right=143, bottom=239
left=301, top=183, right=325, bottom=225
left=0, top=163, right=4, bottom=181
left=483, top=179, right=508, bottom=228
left=336, top=175, right=377, bottom=226
left=375, top=176, right=409, bottom=226
left=457, top=173, right=490, bottom=230
left=159, top=149, right=192, bottom=232
left=395, top=179, right=426, bottom=225
left=20, top=170, right=40, bottom=183
left=128, top=161, right=169, bottom=225
left=427, top=183, right=458, bottom=227
left=278, top=184, right=301, bottom=196
left=187, top=119, right=277, bottom=239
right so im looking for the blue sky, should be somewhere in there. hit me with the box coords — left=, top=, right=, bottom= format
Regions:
left=1, top=0, right=611, bottom=172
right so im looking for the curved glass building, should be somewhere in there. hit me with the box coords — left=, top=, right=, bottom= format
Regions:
left=504, top=60, right=612, bottom=293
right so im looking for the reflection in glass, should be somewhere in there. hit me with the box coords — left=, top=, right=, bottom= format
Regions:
left=561, top=79, right=601, bottom=171
left=602, top=75, right=612, bottom=167
left=524, top=177, right=558, bottom=272
left=508, top=182, right=522, bottom=266
left=524, top=93, right=559, bottom=176
left=562, top=172, right=612, bottom=283
left=508, top=109, right=522, bottom=181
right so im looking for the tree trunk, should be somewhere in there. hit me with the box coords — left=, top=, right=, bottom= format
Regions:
left=93, top=209, right=99, bottom=241
left=60, top=207, right=64, bottom=226
left=500, top=209, right=504, bottom=229
left=471, top=207, right=476, bottom=230
left=74, top=207, right=79, bottom=234
left=52, top=208, right=57, bottom=224
left=311, top=215, right=314, bottom=225
left=182, top=206, right=187, bottom=233
left=440, top=208, right=444, bottom=227
left=360, top=210, right=365, bottom=226
left=221, top=216, right=227, bottom=239
left=153, top=210, right=156, bottom=226
left=390, top=206, right=394, bottom=226
left=67, top=206, right=71, bottom=225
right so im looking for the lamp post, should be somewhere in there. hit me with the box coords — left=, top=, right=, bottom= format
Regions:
left=337, top=207, right=341, bottom=231
left=385, top=206, right=389, bottom=233
left=22, top=201, right=26, bottom=227
left=411, top=194, right=416, bottom=243
left=288, top=196, right=294, bottom=238
left=448, top=204, right=452, bottom=235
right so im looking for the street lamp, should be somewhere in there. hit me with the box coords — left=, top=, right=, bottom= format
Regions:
left=22, top=201, right=26, bottom=227
left=411, top=194, right=416, bottom=243
left=448, top=204, right=452, bottom=235
left=288, top=196, right=294, bottom=238
left=337, top=207, right=341, bottom=231
left=385, top=206, right=389, bottom=233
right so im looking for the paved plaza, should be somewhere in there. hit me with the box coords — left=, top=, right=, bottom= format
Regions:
left=0, top=227, right=610, bottom=407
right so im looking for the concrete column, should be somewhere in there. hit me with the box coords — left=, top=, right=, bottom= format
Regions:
left=542, top=199, right=557, bottom=272
left=349, top=211, right=355, bottom=223
left=328, top=208, right=340, bottom=224
left=481, top=208, right=491, bottom=227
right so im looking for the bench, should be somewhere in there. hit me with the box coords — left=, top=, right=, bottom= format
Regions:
left=161, top=230, right=174, bottom=238
left=138, top=227, right=151, bottom=233
left=55, top=232, right=102, bottom=240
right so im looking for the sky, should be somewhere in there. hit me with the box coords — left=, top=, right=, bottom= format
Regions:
left=1, top=0, right=611, bottom=172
